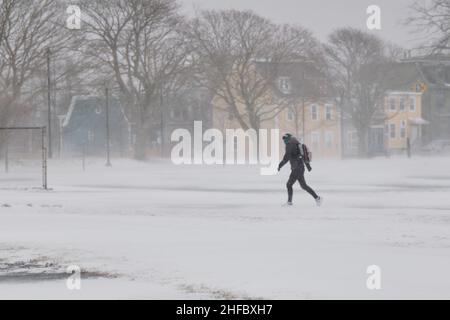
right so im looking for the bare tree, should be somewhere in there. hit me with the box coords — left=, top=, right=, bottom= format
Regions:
left=0, top=0, right=14, bottom=44
left=80, top=0, right=190, bottom=159
left=0, top=0, right=70, bottom=129
left=408, top=0, right=450, bottom=53
left=185, top=10, right=320, bottom=131
left=324, top=28, right=397, bottom=156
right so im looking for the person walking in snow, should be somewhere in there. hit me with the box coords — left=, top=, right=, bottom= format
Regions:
left=278, top=133, right=322, bottom=206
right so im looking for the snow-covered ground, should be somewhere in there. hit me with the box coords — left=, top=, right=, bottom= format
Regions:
left=1, top=156, right=450, bottom=299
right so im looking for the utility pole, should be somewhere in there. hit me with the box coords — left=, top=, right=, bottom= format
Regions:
left=46, top=48, right=52, bottom=158
left=57, top=115, right=65, bottom=158
left=105, top=84, right=112, bottom=167
left=42, top=127, right=48, bottom=190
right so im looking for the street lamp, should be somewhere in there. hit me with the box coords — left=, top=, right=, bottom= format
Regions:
left=160, top=79, right=165, bottom=157
left=57, top=115, right=66, bottom=158
left=46, top=48, right=52, bottom=158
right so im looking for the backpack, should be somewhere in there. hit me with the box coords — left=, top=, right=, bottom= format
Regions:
left=299, top=143, right=312, bottom=163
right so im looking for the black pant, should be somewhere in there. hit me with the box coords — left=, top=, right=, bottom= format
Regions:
left=286, top=166, right=318, bottom=202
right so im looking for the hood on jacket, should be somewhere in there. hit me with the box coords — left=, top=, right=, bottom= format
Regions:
left=288, top=137, right=300, bottom=145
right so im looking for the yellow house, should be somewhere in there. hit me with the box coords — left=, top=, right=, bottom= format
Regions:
left=212, top=97, right=342, bottom=159
left=211, top=61, right=342, bottom=159
left=384, top=91, right=427, bottom=151
left=271, top=100, right=341, bottom=159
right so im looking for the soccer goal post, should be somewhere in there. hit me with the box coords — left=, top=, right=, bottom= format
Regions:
left=0, top=127, right=48, bottom=190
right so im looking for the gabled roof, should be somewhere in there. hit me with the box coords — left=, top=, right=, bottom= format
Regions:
left=63, top=95, right=100, bottom=128
left=398, top=55, right=450, bottom=87
left=63, top=95, right=127, bottom=132
left=376, top=61, right=425, bottom=92
left=253, top=60, right=333, bottom=99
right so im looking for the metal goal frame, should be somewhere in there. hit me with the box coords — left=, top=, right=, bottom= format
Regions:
left=0, top=126, right=48, bottom=190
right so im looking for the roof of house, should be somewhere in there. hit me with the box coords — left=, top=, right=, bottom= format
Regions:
left=386, top=57, right=450, bottom=89
left=254, top=60, right=334, bottom=99
left=62, top=95, right=127, bottom=132
left=63, top=95, right=100, bottom=128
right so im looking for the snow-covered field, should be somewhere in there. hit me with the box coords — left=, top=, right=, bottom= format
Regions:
left=1, top=156, right=450, bottom=299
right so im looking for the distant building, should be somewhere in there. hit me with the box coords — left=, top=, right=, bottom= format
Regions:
left=342, top=56, right=445, bottom=157
left=277, top=100, right=341, bottom=159
left=384, top=91, right=426, bottom=154
left=212, top=61, right=342, bottom=159
left=62, top=95, right=130, bottom=156
left=159, top=88, right=214, bottom=157
left=341, top=118, right=358, bottom=158
left=393, top=55, right=450, bottom=143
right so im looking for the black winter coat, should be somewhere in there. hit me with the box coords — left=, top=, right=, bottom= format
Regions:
left=278, top=137, right=305, bottom=170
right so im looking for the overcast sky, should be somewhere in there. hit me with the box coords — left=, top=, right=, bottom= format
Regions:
left=179, top=0, right=421, bottom=49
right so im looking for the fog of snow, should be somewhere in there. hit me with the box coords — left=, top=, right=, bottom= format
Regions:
left=1, top=156, right=450, bottom=299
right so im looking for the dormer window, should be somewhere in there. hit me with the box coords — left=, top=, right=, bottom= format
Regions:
left=278, top=77, right=291, bottom=94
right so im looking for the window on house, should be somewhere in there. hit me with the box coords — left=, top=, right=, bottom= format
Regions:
left=399, top=98, right=405, bottom=111
left=325, top=131, right=333, bottom=149
left=325, top=104, right=333, bottom=120
left=287, top=108, right=294, bottom=121
left=311, top=104, right=318, bottom=120
left=400, top=120, right=406, bottom=139
left=389, top=98, right=396, bottom=111
left=278, top=77, right=291, bottom=94
left=389, top=123, right=396, bottom=139
left=87, top=130, right=94, bottom=143
left=409, top=98, right=416, bottom=112
left=311, top=131, right=320, bottom=149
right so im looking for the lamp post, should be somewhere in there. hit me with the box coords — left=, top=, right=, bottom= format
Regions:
left=46, top=48, right=52, bottom=158
left=160, top=79, right=165, bottom=157
left=105, top=84, right=112, bottom=167
left=57, top=115, right=65, bottom=158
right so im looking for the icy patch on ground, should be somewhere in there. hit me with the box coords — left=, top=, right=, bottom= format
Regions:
left=0, top=245, right=118, bottom=283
